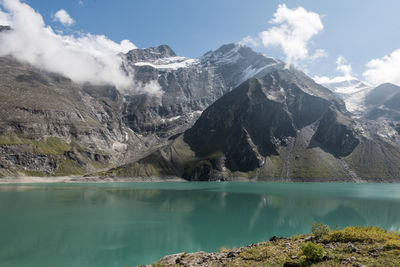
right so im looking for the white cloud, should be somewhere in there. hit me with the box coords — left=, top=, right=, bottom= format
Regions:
left=0, top=0, right=162, bottom=96
left=259, top=4, right=324, bottom=66
left=313, top=55, right=355, bottom=84
left=310, top=49, right=328, bottom=60
left=78, top=0, right=84, bottom=7
left=53, top=9, right=74, bottom=27
left=363, top=49, right=400, bottom=86
left=239, top=36, right=259, bottom=47
left=336, top=55, right=352, bottom=76
left=0, top=8, right=10, bottom=24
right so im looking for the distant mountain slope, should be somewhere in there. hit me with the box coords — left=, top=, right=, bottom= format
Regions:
left=0, top=42, right=284, bottom=177
left=364, top=83, right=400, bottom=121
left=121, top=43, right=283, bottom=139
left=105, top=68, right=400, bottom=180
left=318, top=77, right=372, bottom=116
left=0, top=56, right=148, bottom=177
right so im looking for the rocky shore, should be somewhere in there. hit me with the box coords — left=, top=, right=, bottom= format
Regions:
left=148, top=226, right=400, bottom=267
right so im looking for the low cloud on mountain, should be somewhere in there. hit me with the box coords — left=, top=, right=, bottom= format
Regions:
left=314, top=55, right=355, bottom=84
left=0, top=0, right=139, bottom=90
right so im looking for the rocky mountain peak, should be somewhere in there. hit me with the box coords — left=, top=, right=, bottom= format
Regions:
left=0, top=25, right=11, bottom=32
left=125, top=44, right=177, bottom=63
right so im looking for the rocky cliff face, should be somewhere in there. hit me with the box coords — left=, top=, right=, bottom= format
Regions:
left=111, top=68, right=400, bottom=180
left=1, top=38, right=400, bottom=180
left=364, top=83, right=400, bottom=121
left=121, top=43, right=282, bottom=139
left=0, top=42, right=283, bottom=177
left=0, top=56, right=148, bottom=177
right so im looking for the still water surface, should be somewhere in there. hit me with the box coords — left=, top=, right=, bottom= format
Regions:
left=1, top=182, right=400, bottom=266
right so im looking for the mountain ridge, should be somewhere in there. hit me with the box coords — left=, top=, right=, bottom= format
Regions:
left=1, top=40, right=400, bottom=180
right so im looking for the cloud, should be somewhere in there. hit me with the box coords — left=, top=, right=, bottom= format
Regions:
left=53, top=9, right=74, bottom=26
left=0, top=0, right=162, bottom=96
left=310, top=49, right=328, bottom=60
left=313, top=55, right=355, bottom=84
left=239, top=36, right=259, bottom=47
left=363, top=49, right=400, bottom=86
left=336, top=55, right=352, bottom=76
left=78, top=0, right=84, bottom=7
left=259, top=4, right=324, bottom=66
left=0, top=8, right=10, bottom=24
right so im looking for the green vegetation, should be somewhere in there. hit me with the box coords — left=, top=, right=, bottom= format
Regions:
left=301, top=241, right=325, bottom=261
left=311, top=222, right=330, bottom=238
left=154, top=225, right=400, bottom=266
left=22, top=170, right=47, bottom=177
left=55, top=159, right=86, bottom=176
left=322, top=226, right=400, bottom=243
left=0, top=132, right=70, bottom=155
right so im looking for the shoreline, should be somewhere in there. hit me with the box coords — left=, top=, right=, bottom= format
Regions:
left=1, top=176, right=400, bottom=184
left=0, top=176, right=187, bottom=184
left=151, top=226, right=400, bottom=266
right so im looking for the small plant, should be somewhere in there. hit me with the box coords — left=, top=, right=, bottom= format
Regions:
left=301, top=241, right=325, bottom=262
left=323, top=226, right=399, bottom=243
left=311, top=222, right=330, bottom=238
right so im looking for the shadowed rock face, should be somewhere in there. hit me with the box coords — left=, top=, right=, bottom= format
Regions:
left=122, top=43, right=283, bottom=139
left=310, top=108, right=360, bottom=157
left=109, top=68, right=379, bottom=181
left=183, top=68, right=355, bottom=173
left=0, top=56, right=146, bottom=176
left=364, top=83, right=400, bottom=121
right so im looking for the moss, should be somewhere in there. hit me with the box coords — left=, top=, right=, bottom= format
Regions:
left=322, top=226, right=400, bottom=243
left=31, top=137, right=70, bottom=155
left=384, top=239, right=400, bottom=250
left=301, top=241, right=325, bottom=261
left=0, top=132, right=70, bottom=155
left=55, top=159, right=86, bottom=176
left=22, top=170, right=47, bottom=177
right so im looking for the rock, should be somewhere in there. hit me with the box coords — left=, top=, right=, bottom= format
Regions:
left=283, top=262, right=300, bottom=267
left=226, top=251, right=235, bottom=258
left=346, top=242, right=359, bottom=253
left=283, top=242, right=292, bottom=248
left=304, top=236, right=314, bottom=242
left=269, top=236, right=279, bottom=242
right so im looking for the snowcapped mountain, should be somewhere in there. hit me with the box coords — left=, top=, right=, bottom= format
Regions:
left=121, top=43, right=284, bottom=140
left=316, top=76, right=372, bottom=116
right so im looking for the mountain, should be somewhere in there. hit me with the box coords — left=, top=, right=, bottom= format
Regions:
left=121, top=43, right=282, bottom=140
left=106, top=68, right=400, bottom=180
left=1, top=31, right=400, bottom=180
left=318, top=77, right=372, bottom=116
left=0, top=56, right=149, bottom=177
left=364, top=83, right=400, bottom=121
left=0, top=42, right=284, bottom=177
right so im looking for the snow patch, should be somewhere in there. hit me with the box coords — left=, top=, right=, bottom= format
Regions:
left=134, top=56, right=199, bottom=70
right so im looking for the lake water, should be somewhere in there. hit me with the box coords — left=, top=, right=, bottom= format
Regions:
left=0, top=182, right=400, bottom=266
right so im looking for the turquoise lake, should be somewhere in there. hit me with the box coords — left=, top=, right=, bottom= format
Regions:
left=1, top=182, right=400, bottom=266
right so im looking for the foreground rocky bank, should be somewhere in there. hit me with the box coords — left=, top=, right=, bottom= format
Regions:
left=148, top=226, right=400, bottom=267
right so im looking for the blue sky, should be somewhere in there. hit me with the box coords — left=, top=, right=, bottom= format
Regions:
left=3, top=0, right=400, bottom=84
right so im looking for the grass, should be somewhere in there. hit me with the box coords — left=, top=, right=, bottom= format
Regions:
left=0, top=132, right=111, bottom=176
left=54, top=159, right=86, bottom=176
left=154, top=225, right=400, bottom=266
left=0, top=132, right=70, bottom=155
left=22, top=170, right=47, bottom=177
left=322, top=226, right=400, bottom=243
